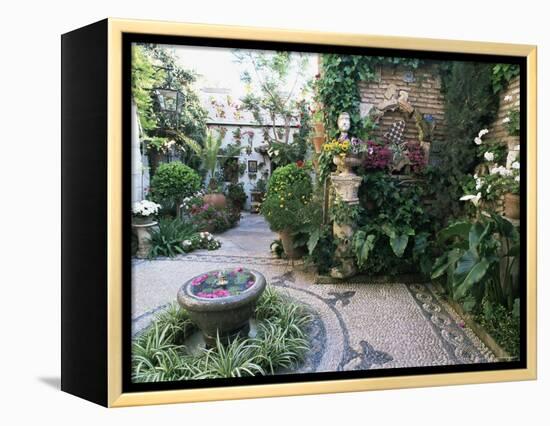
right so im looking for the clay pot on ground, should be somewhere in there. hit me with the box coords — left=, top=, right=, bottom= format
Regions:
left=203, top=193, right=227, bottom=208
left=312, top=135, right=324, bottom=153
left=504, top=193, right=520, bottom=220
left=278, top=230, right=303, bottom=259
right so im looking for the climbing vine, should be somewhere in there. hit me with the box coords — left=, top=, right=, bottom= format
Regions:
left=315, top=55, right=425, bottom=139
left=491, top=63, right=520, bottom=94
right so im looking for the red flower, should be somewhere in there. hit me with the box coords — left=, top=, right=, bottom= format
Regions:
left=296, top=160, right=304, bottom=167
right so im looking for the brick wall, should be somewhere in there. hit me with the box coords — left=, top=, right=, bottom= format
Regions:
left=488, top=75, right=520, bottom=151
left=358, top=64, right=445, bottom=143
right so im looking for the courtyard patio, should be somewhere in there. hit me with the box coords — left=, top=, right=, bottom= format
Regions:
left=132, top=213, right=495, bottom=374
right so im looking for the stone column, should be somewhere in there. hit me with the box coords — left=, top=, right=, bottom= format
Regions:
left=132, top=221, right=157, bottom=258
left=329, top=172, right=362, bottom=279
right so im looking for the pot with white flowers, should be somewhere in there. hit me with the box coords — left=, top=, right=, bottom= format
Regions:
left=503, top=160, right=521, bottom=220
left=132, top=200, right=161, bottom=258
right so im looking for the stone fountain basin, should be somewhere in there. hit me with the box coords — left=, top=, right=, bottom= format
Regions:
left=177, top=269, right=266, bottom=346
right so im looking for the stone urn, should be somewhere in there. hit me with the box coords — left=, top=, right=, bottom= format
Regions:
left=132, top=216, right=157, bottom=258
left=504, top=193, right=520, bottom=220
left=278, top=230, right=303, bottom=259
left=330, top=173, right=362, bottom=205
left=203, top=193, right=226, bottom=208
left=333, top=154, right=362, bottom=176
left=177, top=268, right=266, bottom=346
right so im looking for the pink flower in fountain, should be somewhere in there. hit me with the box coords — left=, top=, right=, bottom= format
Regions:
left=191, top=274, right=209, bottom=286
left=235, top=267, right=243, bottom=273
left=213, top=289, right=230, bottom=298
left=246, top=280, right=255, bottom=288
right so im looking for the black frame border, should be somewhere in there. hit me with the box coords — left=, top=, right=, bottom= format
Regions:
left=121, top=32, right=528, bottom=394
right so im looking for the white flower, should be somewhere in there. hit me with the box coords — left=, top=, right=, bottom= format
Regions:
left=484, top=152, right=495, bottom=162
left=132, top=200, right=161, bottom=216
left=474, top=137, right=483, bottom=145
left=504, top=95, right=513, bottom=102
left=182, top=240, right=192, bottom=246
left=502, top=117, right=511, bottom=124
left=460, top=192, right=482, bottom=206
left=512, top=161, right=520, bottom=169
left=486, top=184, right=492, bottom=193
left=475, top=178, right=483, bottom=190
left=478, top=129, right=489, bottom=138
left=515, top=176, right=520, bottom=182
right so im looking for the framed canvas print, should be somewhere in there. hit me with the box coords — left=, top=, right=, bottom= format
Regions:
left=61, top=18, right=537, bottom=407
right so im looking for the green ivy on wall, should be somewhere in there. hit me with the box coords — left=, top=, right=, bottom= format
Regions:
left=491, top=63, right=520, bottom=94
left=315, top=55, right=425, bottom=140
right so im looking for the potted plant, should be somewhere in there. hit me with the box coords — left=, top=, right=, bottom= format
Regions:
left=226, top=182, right=247, bottom=210
left=323, top=137, right=364, bottom=175
left=261, top=163, right=312, bottom=258
left=311, top=109, right=325, bottom=153
left=131, top=199, right=162, bottom=258
left=132, top=199, right=161, bottom=225
left=503, top=160, right=520, bottom=220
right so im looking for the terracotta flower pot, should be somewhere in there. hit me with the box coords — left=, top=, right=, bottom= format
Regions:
left=504, top=193, right=520, bottom=220
left=312, top=135, right=324, bottom=153
left=314, top=122, right=325, bottom=136
left=203, top=193, right=227, bottom=209
left=278, top=230, right=303, bottom=259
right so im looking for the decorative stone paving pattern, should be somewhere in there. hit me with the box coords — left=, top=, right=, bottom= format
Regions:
left=131, top=214, right=495, bottom=374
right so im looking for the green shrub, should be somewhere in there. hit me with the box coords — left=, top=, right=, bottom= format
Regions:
left=148, top=218, right=196, bottom=258
left=150, top=161, right=201, bottom=209
left=261, top=164, right=313, bottom=232
left=477, top=298, right=520, bottom=358
left=226, top=183, right=247, bottom=210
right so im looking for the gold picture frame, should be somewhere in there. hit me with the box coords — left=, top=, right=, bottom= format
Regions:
left=62, top=17, right=537, bottom=407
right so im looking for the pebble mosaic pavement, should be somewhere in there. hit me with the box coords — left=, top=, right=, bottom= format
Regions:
left=132, top=213, right=497, bottom=374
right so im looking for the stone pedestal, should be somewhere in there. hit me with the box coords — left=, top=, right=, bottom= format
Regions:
left=330, top=173, right=362, bottom=205
left=329, top=222, right=357, bottom=278
left=329, top=172, right=362, bottom=279
left=132, top=221, right=157, bottom=258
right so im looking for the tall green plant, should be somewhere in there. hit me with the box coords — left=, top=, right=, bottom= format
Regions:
left=202, top=130, right=223, bottom=180
left=431, top=214, right=519, bottom=313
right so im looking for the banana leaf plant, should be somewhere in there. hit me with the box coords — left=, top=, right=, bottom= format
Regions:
left=431, top=213, right=519, bottom=313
